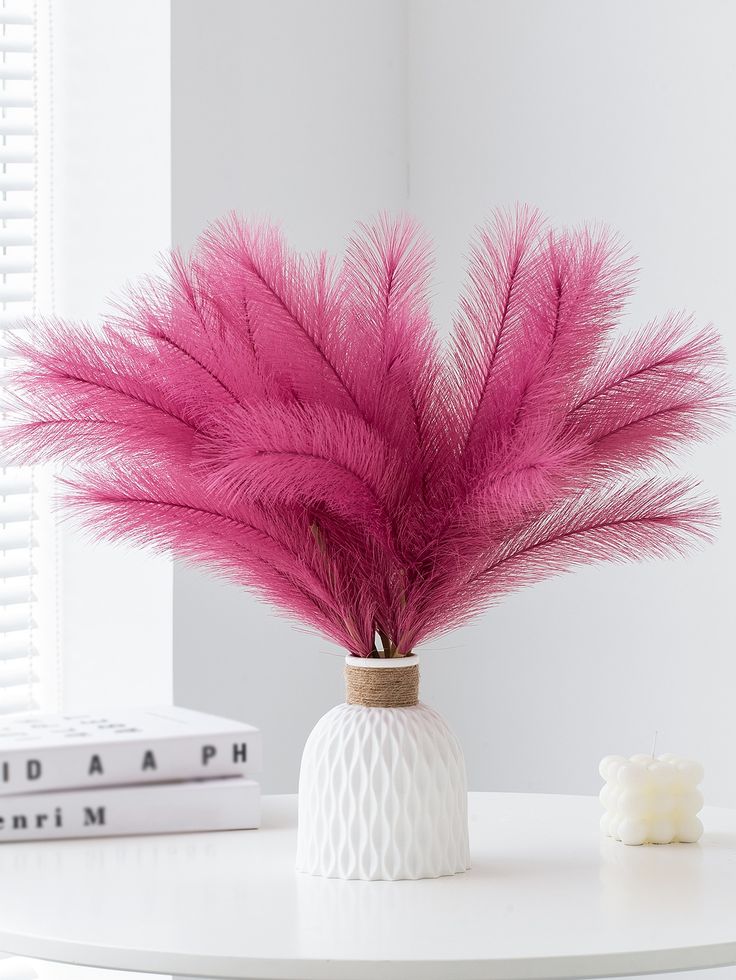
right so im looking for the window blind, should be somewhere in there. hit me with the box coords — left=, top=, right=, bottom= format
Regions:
left=0, top=0, right=38, bottom=715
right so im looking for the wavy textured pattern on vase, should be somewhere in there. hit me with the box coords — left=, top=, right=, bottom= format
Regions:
left=296, top=702, right=470, bottom=880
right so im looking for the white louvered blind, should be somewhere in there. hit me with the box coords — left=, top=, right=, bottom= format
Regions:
left=0, top=1, right=38, bottom=715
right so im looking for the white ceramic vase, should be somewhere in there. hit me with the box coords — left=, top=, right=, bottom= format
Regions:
left=296, top=654, right=470, bottom=880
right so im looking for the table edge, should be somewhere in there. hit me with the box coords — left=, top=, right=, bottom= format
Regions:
left=2, top=930, right=736, bottom=980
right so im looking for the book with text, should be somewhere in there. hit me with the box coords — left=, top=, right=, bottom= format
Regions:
left=0, top=776, right=260, bottom=841
left=0, top=706, right=262, bottom=796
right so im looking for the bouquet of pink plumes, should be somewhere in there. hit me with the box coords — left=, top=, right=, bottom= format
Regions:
left=3, top=209, right=729, bottom=657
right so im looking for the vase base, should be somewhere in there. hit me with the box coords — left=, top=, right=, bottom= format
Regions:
left=296, top=699, right=470, bottom=881
left=295, top=858, right=470, bottom=882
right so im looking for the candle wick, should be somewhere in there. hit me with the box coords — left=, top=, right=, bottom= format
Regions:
left=651, top=730, right=659, bottom=759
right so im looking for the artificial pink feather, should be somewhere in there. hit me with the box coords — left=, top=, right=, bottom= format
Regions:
left=2, top=209, right=729, bottom=656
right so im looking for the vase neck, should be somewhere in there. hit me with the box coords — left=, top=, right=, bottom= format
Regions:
left=344, top=655, right=419, bottom=707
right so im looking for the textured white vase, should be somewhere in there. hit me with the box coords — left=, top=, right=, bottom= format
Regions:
left=296, top=654, right=470, bottom=880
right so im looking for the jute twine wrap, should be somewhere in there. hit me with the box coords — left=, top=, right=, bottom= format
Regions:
left=345, top=662, right=419, bottom=707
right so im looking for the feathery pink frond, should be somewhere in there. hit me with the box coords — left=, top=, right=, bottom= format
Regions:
left=338, top=215, right=445, bottom=545
left=198, top=217, right=356, bottom=411
left=514, top=225, right=636, bottom=424
left=63, top=459, right=377, bottom=656
left=395, top=477, right=716, bottom=652
left=450, top=206, right=545, bottom=475
left=199, top=401, right=406, bottom=542
left=1, top=210, right=728, bottom=657
left=564, top=315, right=731, bottom=475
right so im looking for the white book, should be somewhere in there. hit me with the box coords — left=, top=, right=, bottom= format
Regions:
left=0, top=776, right=260, bottom=842
left=0, top=706, right=262, bottom=796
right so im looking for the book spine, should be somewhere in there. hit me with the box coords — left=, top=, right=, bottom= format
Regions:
left=0, top=729, right=263, bottom=796
left=0, top=777, right=260, bottom=841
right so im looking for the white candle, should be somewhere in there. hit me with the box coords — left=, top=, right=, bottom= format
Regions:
left=599, top=753, right=704, bottom=846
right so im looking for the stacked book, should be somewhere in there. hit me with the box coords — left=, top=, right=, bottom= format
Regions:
left=0, top=706, right=261, bottom=841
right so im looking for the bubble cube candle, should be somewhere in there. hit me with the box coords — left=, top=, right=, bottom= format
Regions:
left=599, top=754, right=704, bottom=846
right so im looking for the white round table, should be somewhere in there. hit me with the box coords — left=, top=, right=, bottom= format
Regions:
left=0, top=792, right=735, bottom=980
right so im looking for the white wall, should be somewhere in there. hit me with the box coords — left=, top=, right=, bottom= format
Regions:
left=172, top=0, right=736, bottom=813
left=52, top=0, right=173, bottom=709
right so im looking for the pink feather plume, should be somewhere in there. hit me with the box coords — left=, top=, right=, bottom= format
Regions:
left=2, top=210, right=729, bottom=656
